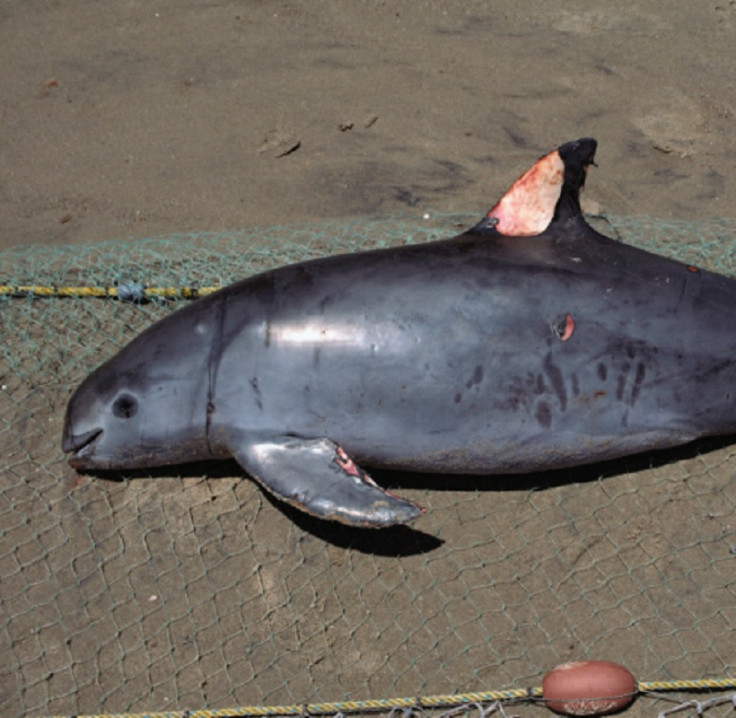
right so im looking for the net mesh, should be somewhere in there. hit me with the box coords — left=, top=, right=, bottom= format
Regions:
left=2, top=213, right=736, bottom=718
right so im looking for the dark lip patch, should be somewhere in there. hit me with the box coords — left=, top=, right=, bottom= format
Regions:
left=63, top=427, right=102, bottom=458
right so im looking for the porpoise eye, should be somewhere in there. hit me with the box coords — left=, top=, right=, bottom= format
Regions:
left=112, top=394, right=138, bottom=419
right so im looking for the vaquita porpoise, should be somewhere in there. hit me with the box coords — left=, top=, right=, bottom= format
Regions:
left=63, top=138, right=736, bottom=528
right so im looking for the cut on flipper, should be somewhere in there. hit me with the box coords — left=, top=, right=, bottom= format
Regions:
left=480, top=137, right=598, bottom=236
left=230, top=435, right=425, bottom=527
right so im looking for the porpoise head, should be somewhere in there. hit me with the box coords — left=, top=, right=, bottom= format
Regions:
left=62, top=304, right=217, bottom=470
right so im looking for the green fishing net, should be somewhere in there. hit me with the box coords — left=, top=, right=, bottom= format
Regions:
left=2, top=213, right=736, bottom=718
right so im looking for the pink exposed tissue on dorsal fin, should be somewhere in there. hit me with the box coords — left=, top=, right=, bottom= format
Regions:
left=483, top=138, right=598, bottom=237
left=485, top=149, right=565, bottom=237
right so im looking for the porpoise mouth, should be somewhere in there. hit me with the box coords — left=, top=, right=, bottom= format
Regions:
left=62, top=427, right=102, bottom=465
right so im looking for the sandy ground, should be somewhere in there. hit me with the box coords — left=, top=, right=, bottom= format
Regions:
left=3, top=1, right=736, bottom=252
left=3, top=2, right=736, bottom=717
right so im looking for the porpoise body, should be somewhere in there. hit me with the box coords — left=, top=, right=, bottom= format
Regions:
left=63, top=138, right=736, bottom=527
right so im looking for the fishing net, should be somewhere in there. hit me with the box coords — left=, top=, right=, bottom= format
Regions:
left=2, top=213, right=736, bottom=718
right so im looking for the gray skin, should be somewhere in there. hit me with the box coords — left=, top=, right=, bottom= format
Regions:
left=63, top=138, right=736, bottom=527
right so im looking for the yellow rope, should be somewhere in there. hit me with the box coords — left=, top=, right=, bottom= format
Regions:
left=0, top=285, right=220, bottom=299
left=638, top=678, right=736, bottom=691
left=42, top=678, right=736, bottom=718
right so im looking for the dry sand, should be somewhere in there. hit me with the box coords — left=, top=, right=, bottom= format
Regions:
left=3, top=1, right=736, bottom=251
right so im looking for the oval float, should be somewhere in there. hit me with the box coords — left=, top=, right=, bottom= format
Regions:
left=542, top=660, right=637, bottom=716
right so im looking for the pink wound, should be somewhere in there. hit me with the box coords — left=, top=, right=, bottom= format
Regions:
left=334, top=446, right=361, bottom=477
left=560, top=313, right=575, bottom=341
left=486, top=149, right=565, bottom=236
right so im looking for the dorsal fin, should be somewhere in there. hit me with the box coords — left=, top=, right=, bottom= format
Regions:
left=480, top=138, right=598, bottom=237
